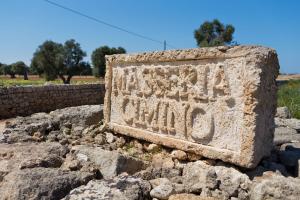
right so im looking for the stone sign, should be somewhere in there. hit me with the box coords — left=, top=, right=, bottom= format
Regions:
left=104, top=46, right=279, bottom=168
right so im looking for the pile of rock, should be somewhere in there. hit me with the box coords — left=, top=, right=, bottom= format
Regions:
left=1, top=105, right=300, bottom=200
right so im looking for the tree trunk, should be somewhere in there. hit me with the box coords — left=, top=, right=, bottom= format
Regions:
left=58, top=74, right=66, bottom=84
left=24, top=70, right=28, bottom=80
left=65, top=75, right=72, bottom=84
left=10, top=74, right=16, bottom=79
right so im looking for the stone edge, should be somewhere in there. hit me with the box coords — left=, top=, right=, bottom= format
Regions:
left=105, top=45, right=275, bottom=65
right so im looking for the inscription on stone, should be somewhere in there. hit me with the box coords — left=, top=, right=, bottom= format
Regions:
left=104, top=46, right=279, bottom=168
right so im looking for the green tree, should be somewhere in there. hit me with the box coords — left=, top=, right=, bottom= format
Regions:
left=30, top=56, right=44, bottom=76
left=31, top=40, right=63, bottom=81
left=31, top=39, right=88, bottom=84
left=0, top=62, right=3, bottom=75
left=194, top=19, right=235, bottom=47
left=11, top=61, right=28, bottom=80
left=2, top=64, right=16, bottom=78
left=91, top=46, right=126, bottom=77
left=60, top=39, right=87, bottom=84
left=77, top=62, right=92, bottom=76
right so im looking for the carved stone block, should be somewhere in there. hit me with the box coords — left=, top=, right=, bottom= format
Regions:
left=104, top=46, right=279, bottom=168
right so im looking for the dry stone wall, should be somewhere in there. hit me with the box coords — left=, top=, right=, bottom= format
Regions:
left=0, top=84, right=105, bottom=119
left=104, top=46, right=279, bottom=168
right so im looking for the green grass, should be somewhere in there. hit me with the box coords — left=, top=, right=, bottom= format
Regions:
left=278, top=80, right=300, bottom=119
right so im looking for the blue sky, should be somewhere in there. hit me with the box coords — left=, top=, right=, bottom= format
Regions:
left=0, top=0, right=299, bottom=73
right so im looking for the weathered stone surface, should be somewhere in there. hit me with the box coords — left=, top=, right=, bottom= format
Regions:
left=250, top=172, right=300, bottom=200
left=49, top=105, right=103, bottom=128
left=0, top=168, right=93, bottom=200
left=276, top=107, right=291, bottom=119
left=71, top=145, right=147, bottom=178
left=276, top=117, right=300, bottom=132
left=182, top=161, right=218, bottom=193
left=169, top=194, right=217, bottom=200
left=104, top=46, right=279, bottom=168
left=214, top=164, right=251, bottom=199
left=0, top=142, right=68, bottom=175
left=150, top=181, right=175, bottom=199
left=63, top=174, right=151, bottom=200
left=273, top=126, right=300, bottom=145
left=1, top=105, right=103, bottom=144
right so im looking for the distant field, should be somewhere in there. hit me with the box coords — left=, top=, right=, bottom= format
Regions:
left=0, top=75, right=104, bottom=86
left=277, top=74, right=300, bottom=81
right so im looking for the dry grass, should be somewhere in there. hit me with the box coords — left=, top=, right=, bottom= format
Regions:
left=0, top=75, right=104, bottom=87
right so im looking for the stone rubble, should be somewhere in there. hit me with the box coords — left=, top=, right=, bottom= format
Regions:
left=0, top=105, right=300, bottom=199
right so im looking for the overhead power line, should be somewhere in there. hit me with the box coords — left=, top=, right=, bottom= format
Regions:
left=43, top=0, right=176, bottom=49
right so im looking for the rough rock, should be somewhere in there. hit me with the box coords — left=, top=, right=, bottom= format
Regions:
left=276, top=107, right=291, bottom=119
left=0, top=168, right=94, bottom=200
left=250, top=172, right=300, bottom=200
left=94, top=134, right=106, bottom=145
left=169, top=193, right=217, bottom=200
left=0, top=142, right=68, bottom=174
left=152, top=153, right=174, bottom=169
left=63, top=174, right=151, bottom=200
left=1, top=105, right=103, bottom=144
left=150, top=182, right=175, bottom=199
left=105, top=132, right=116, bottom=143
left=182, top=161, right=217, bottom=193
left=275, top=117, right=300, bottom=132
left=146, top=144, right=161, bottom=153
left=49, top=105, right=103, bottom=127
left=171, top=150, right=187, bottom=161
left=274, top=126, right=300, bottom=145
left=71, top=145, right=147, bottom=178
left=214, top=164, right=251, bottom=199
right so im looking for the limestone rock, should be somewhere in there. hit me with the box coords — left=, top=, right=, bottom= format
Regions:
left=152, top=153, right=174, bottom=169
left=275, top=117, right=300, bottom=132
left=50, top=105, right=103, bottom=127
left=169, top=193, right=217, bottom=200
left=71, top=145, right=147, bottom=178
left=214, top=164, right=252, bottom=199
left=146, top=144, right=161, bottom=153
left=182, top=161, right=217, bottom=193
left=274, top=126, right=300, bottom=145
left=276, top=107, right=291, bottom=119
left=63, top=174, right=151, bottom=200
left=0, top=168, right=94, bottom=200
left=0, top=142, right=68, bottom=174
left=105, top=132, right=116, bottom=143
left=150, top=182, right=175, bottom=200
left=149, top=178, right=171, bottom=188
left=94, top=134, right=106, bottom=145
left=1, top=105, right=103, bottom=144
left=250, top=172, right=300, bottom=200
left=171, top=150, right=187, bottom=161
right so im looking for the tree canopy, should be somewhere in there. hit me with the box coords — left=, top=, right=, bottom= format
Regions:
left=91, top=46, right=126, bottom=77
left=11, top=61, right=29, bottom=80
left=0, top=61, right=28, bottom=79
left=31, top=39, right=89, bottom=84
left=194, top=19, right=235, bottom=47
